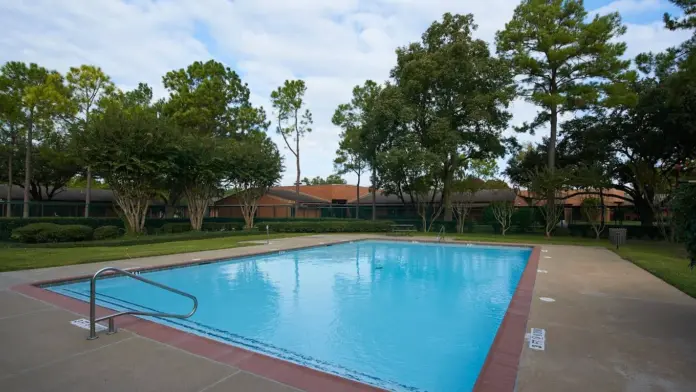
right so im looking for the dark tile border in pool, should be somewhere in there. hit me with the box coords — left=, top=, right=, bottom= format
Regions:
left=11, top=238, right=540, bottom=392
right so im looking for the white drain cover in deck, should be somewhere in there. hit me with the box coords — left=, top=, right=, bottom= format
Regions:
left=71, top=319, right=107, bottom=332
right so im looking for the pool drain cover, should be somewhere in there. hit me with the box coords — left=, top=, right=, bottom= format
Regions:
left=71, top=319, right=107, bottom=332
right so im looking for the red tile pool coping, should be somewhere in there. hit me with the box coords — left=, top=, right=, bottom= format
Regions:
left=11, top=239, right=540, bottom=392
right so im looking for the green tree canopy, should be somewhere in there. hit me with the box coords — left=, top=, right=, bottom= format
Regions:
left=79, top=84, right=175, bottom=233
left=271, top=80, right=312, bottom=196
left=301, top=175, right=346, bottom=186
left=496, top=0, right=635, bottom=170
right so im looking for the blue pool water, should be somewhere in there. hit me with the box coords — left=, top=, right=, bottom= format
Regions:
left=48, top=240, right=530, bottom=391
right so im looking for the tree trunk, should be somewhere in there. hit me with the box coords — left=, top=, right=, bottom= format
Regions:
left=23, top=115, right=33, bottom=218
left=6, top=151, right=12, bottom=218
left=295, top=130, right=300, bottom=219
left=637, top=201, right=655, bottom=227
left=442, top=155, right=455, bottom=221
left=84, top=167, right=91, bottom=217
left=371, top=168, right=377, bottom=221
left=355, top=175, right=360, bottom=219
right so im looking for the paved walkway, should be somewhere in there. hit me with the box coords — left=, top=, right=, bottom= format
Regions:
left=1, top=235, right=696, bottom=391
left=517, top=245, right=696, bottom=392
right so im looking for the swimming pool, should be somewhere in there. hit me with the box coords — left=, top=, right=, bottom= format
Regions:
left=48, top=240, right=531, bottom=391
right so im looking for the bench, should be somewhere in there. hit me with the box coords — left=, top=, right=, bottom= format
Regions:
left=390, top=224, right=417, bottom=236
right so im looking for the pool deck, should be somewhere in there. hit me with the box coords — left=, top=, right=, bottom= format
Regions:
left=1, top=234, right=696, bottom=391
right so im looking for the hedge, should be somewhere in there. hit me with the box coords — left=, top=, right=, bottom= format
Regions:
left=0, top=217, right=252, bottom=240
left=266, top=220, right=394, bottom=233
left=11, top=223, right=94, bottom=243
left=93, top=226, right=124, bottom=240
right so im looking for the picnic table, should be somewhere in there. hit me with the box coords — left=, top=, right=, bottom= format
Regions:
left=390, top=224, right=417, bottom=235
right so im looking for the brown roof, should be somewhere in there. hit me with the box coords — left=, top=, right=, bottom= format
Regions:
left=517, top=189, right=634, bottom=207
left=275, top=184, right=370, bottom=202
left=348, top=189, right=517, bottom=205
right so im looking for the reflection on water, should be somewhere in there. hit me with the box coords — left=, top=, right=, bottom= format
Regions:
left=51, top=240, right=529, bottom=392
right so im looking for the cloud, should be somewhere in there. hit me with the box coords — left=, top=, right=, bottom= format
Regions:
left=0, top=0, right=687, bottom=185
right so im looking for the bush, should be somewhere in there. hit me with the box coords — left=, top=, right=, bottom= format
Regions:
left=11, top=223, right=93, bottom=243
left=513, top=208, right=535, bottom=233
left=202, top=222, right=245, bottom=232
left=93, top=226, right=123, bottom=240
left=266, top=220, right=394, bottom=233
left=158, top=222, right=192, bottom=234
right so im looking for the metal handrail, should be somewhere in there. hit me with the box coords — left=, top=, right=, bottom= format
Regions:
left=88, top=267, right=198, bottom=340
left=436, top=225, right=446, bottom=242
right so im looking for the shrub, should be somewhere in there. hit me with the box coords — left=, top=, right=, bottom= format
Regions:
left=513, top=208, right=535, bottom=233
left=93, top=226, right=123, bottom=240
left=11, top=223, right=93, bottom=243
left=266, top=220, right=394, bottom=233
left=202, top=222, right=245, bottom=232
left=158, top=222, right=192, bottom=234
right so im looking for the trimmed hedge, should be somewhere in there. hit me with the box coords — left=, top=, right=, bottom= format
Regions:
left=0, top=217, right=251, bottom=240
left=158, top=221, right=246, bottom=234
left=93, top=226, right=123, bottom=240
left=11, top=223, right=94, bottom=243
left=266, top=220, right=394, bottom=233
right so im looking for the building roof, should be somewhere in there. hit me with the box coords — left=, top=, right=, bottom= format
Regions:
left=348, top=189, right=517, bottom=205
left=275, top=184, right=370, bottom=202
left=517, top=189, right=634, bottom=207
left=0, top=185, right=166, bottom=204
left=266, top=188, right=328, bottom=204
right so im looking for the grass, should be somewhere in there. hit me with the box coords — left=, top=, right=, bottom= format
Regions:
left=0, top=233, right=308, bottom=272
left=445, top=232, right=695, bottom=298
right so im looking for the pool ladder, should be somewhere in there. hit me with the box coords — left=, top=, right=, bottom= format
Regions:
left=87, top=267, right=198, bottom=340
left=436, top=225, right=446, bottom=242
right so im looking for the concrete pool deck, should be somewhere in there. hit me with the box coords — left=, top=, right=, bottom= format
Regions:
left=1, top=234, right=696, bottom=391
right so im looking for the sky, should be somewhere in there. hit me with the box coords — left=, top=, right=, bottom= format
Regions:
left=0, top=0, right=691, bottom=186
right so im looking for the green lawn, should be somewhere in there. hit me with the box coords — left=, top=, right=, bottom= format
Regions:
left=447, top=232, right=695, bottom=298
left=0, top=233, right=308, bottom=272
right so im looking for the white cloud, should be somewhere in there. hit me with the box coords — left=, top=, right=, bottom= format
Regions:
left=0, top=0, right=688, bottom=185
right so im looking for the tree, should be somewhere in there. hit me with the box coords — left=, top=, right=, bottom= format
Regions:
left=0, top=62, right=73, bottom=217
left=0, top=62, right=24, bottom=216
left=169, top=135, right=228, bottom=231
left=79, top=85, right=174, bottom=234
left=2, top=130, right=81, bottom=200
left=271, top=80, right=312, bottom=208
left=490, top=201, right=515, bottom=236
left=162, top=60, right=264, bottom=137
left=361, top=83, right=401, bottom=220
left=671, top=183, right=696, bottom=269
left=66, top=65, right=115, bottom=217
left=451, top=177, right=484, bottom=233
left=300, top=175, right=346, bottom=185
left=664, top=0, right=696, bottom=31
left=525, top=166, right=569, bottom=237
left=228, top=133, right=283, bottom=229
left=496, top=0, right=634, bottom=179
left=449, top=158, right=499, bottom=233
left=581, top=197, right=605, bottom=239
left=333, top=80, right=383, bottom=219
left=334, top=139, right=365, bottom=218
left=393, top=13, right=514, bottom=222
left=161, top=60, right=268, bottom=217
left=379, top=140, right=443, bottom=232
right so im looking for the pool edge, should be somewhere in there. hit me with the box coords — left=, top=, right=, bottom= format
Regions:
left=472, top=245, right=541, bottom=392
left=11, top=238, right=539, bottom=392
